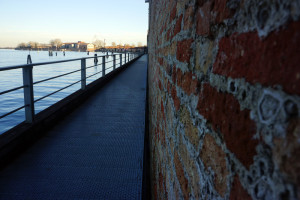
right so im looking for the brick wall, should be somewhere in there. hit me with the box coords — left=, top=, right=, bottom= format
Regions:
left=147, top=0, right=300, bottom=199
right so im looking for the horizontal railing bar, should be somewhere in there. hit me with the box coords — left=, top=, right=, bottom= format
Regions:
left=34, top=80, right=81, bottom=103
left=106, top=66, right=114, bottom=70
left=86, top=70, right=103, bottom=79
left=105, top=60, right=114, bottom=64
left=0, top=85, right=25, bottom=96
left=0, top=54, right=126, bottom=71
left=86, top=65, right=98, bottom=70
left=94, top=63, right=103, bottom=67
left=33, top=69, right=81, bottom=85
left=0, top=105, right=26, bottom=119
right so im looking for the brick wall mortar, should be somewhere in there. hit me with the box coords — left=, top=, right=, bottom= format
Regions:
left=148, top=0, right=300, bottom=199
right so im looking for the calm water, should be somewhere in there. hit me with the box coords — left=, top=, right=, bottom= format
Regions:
left=0, top=49, right=121, bottom=134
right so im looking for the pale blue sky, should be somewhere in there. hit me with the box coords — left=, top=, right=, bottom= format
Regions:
left=0, top=0, right=149, bottom=47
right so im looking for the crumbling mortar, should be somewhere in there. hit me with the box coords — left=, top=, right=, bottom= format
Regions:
left=229, top=0, right=300, bottom=37
left=208, top=73, right=300, bottom=145
left=204, top=73, right=300, bottom=197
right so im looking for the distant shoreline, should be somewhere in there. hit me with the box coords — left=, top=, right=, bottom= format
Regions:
left=0, top=47, right=15, bottom=50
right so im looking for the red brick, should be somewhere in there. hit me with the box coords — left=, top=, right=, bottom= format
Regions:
left=171, top=86, right=181, bottom=111
left=174, top=151, right=190, bottom=200
left=173, top=15, right=183, bottom=37
left=175, top=68, right=199, bottom=95
left=170, top=5, right=177, bottom=22
left=212, top=0, right=233, bottom=23
left=172, top=66, right=177, bottom=83
left=230, top=176, right=252, bottom=200
left=159, top=172, right=164, bottom=196
left=196, top=0, right=207, bottom=7
left=176, top=39, right=194, bottom=63
left=160, top=22, right=166, bottom=35
left=213, top=21, right=300, bottom=95
left=197, top=84, right=258, bottom=168
left=196, top=1, right=211, bottom=36
left=196, top=0, right=233, bottom=36
left=181, top=72, right=199, bottom=95
left=167, top=81, right=171, bottom=94
left=161, top=99, right=166, bottom=121
left=200, top=134, right=228, bottom=197
left=158, top=168, right=168, bottom=199
left=176, top=68, right=183, bottom=86
left=166, top=28, right=172, bottom=42
left=156, top=122, right=166, bottom=145
left=184, top=6, right=195, bottom=30
left=273, top=119, right=300, bottom=192
left=158, top=80, right=162, bottom=90
left=181, top=72, right=193, bottom=94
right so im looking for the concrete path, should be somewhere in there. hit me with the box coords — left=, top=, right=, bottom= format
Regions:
left=0, top=55, right=148, bottom=199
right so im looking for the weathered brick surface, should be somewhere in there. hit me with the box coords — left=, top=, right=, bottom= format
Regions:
left=179, top=106, right=200, bottom=149
left=173, top=68, right=199, bottom=95
left=197, top=83, right=258, bottom=168
left=213, top=21, right=300, bottom=95
left=178, top=136, right=201, bottom=198
left=148, top=0, right=300, bottom=199
left=183, top=6, right=194, bottom=30
left=273, top=119, right=300, bottom=199
left=173, top=15, right=183, bottom=38
left=174, top=151, right=190, bottom=200
left=200, top=134, right=229, bottom=197
left=196, top=0, right=233, bottom=36
left=176, top=39, right=194, bottom=63
left=171, top=85, right=180, bottom=111
left=230, top=176, right=252, bottom=200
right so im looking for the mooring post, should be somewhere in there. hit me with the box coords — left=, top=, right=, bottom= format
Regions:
left=81, top=58, right=86, bottom=90
left=94, top=54, right=98, bottom=66
left=27, top=55, right=32, bottom=64
left=113, top=55, right=116, bottom=70
left=22, top=66, right=35, bottom=123
left=102, top=56, right=106, bottom=76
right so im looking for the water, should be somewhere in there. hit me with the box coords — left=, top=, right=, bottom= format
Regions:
left=0, top=49, right=122, bottom=134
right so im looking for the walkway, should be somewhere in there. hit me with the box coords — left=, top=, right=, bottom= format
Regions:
left=0, top=55, right=148, bottom=199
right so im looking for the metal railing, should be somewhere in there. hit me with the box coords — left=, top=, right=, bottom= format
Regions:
left=0, top=52, right=142, bottom=124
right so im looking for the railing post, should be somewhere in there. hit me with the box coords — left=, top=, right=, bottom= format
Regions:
left=128, top=53, right=130, bottom=61
left=22, top=66, right=34, bottom=123
left=102, top=56, right=106, bottom=76
left=125, top=53, right=127, bottom=63
left=81, top=58, right=86, bottom=90
left=113, top=55, right=116, bottom=70
left=120, top=54, right=122, bottom=66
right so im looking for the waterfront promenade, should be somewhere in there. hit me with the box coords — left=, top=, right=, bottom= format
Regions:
left=0, top=55, right=148, bottom=199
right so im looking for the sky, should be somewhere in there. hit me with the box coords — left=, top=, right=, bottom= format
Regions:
left=0, top=0, right=149, bottom=47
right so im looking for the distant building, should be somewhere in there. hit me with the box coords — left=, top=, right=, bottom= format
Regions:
left=61, top=41, right=95, bottom=52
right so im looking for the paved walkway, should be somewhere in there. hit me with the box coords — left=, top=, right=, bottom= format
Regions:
left=0, top=55, right=148, bottom=199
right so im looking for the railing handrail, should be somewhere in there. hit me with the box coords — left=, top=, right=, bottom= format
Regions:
left=0, top=53, right=125, bottom=72
left=0, top=51, right=143, bottom=125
